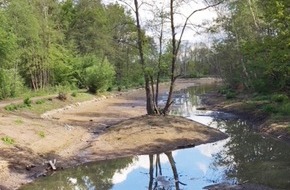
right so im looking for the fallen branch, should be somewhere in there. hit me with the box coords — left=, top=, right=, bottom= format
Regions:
left=48, top=159, right=57, bottom=170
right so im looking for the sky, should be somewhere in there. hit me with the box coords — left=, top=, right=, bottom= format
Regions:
left=103, top=0, right=219, bottom=44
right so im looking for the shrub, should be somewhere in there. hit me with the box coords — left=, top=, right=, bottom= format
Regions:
left=23, top=97, right=32, bottom=107
left=252, top=94, right=271, bottom=101
left=4, top=104, right=19, bottom=111
left=84, top=56, right=115, bottom=93
left=226, top=91, right=236, bottom=99
left=271, top=94, right=288, bottom=103
left=71, top=91, right=77, bottom=97
left=0, top=69, right=24, bottom=100
left=279, top=103, right=290, bottom=116
left=35, top=99, right=45, bottom=104
left=262, top=104, right=278, bottom=114
left=217, top=85, right=236, bottom=99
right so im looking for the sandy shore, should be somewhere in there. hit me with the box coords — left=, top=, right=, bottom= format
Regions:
left=0, top=78, right=225, bottom=189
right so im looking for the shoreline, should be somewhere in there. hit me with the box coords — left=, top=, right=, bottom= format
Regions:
left=1, top=77, right=289, bottom=189
left=200, top=91, right=290, bottom=145
left=0, top=78, right=223, bottom=189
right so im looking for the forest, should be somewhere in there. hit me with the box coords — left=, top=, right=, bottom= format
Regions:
left=0, top=0, right=289, bottom=103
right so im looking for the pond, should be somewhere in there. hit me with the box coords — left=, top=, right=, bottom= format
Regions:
left=20, top=85, right=290, bottom=190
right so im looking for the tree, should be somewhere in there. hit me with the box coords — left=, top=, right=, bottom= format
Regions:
left=105, top=3, right=142, bottom=89
left=68, top=0, right=110, bottom=56
left=0, top=3, right=23, bottom=99
left=83, top=56, right=115, bottom=93
left=121, top=0, right=223, bottom=115
left=209, top=0, right=289, bottom=93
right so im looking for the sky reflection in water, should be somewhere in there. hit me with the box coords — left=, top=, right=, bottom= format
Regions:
left=21, top=85, right=290, bottom=190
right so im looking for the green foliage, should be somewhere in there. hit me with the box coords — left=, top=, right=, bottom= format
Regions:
left=0, top=0, right=145, bottom=99
left=71, top=91, right=78, bottom=97
left=218, top=86, right=237, bottom=99
left=287, top=124, right=290, bottom=133
left=1, top=136, right=15, bottom=145
left=252, top=94, right=271, bottom=101
left=38, top=131, right=45, bottom=138
left=209, top=0, right=290, bottom=95
left=0, top=11, right=17, bottom=67
left=23, top=97, right=32, bottom=107
left=279, top=103, right=290, bottom=116
left=14, top=119, right=24, bottom=124
left=271, top=94, right=289, bottom=103
left=4, top=104, right=19, bottom=111
left=225, top=91, right=236, bottom=99
left=35, top=99, right=45, bottom=104
left=0, top=69, right=24, bottom=100
left=82, top=56, right=115, bottom=93
left=4, top=98, right=33, bottom=111
left=262, top=104, right=278, bottom=114
left=262, top=98, right=290, bottom=116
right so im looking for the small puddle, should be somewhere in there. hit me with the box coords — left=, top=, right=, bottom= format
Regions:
left=20, top=85, right=290, bottom=190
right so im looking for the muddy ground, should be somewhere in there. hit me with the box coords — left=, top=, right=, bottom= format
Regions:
left=201, top=91, right=290, bottom=144
left=0, top=78, right=227, bottom=190
left=1, top=77, right=288, bottom=190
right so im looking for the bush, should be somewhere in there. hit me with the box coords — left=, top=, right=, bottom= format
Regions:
left=84, top=56, right=115, bottom=93
left=226, top=91, right=236, bottom=99
left=262, top=104, right=278, bottom=114
left=253, top=94, right=271, bottom=101
left=279, top=103, right=290, bottom=116
left=271, top=94, right=288, bottom=103
left=218, top=86, right=236, bottom=99
left=4, top=104, right=19, bottom=111
left=0, top=69, right=24, bottom=100
left=35, top=99, right=45, bottom=104
left=23, top=97, right=32, bottom=107
left=71, top=91, right=77, bottom=97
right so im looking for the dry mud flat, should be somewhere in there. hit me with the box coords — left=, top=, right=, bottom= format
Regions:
left=0, top=78, right=225, bottom=189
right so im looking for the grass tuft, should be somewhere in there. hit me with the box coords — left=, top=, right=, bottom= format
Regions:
left=1, top=136, right=15, bottom=145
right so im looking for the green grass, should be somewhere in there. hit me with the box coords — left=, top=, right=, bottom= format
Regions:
left=286, top=124, right=290, bottom=133
left=4, top=89, right=95, bottom=115
left=38, top=131, right=45, bottom=138
left=251, top=93, right=290, bottom=117
left=71, top=91, right=78, bottom=97
left=35, top=99, right=45, bottom=104
left=1, top=136, right=15, bottom=145
left=24, top=92, right=95, bottom=115
left=14, top=119, right=24, bottom=124
left=4, top=103, right=19, bottom=111
left=218, top=86, right=236, bottom=99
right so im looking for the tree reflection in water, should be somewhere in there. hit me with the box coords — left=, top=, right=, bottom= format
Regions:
left=148, top=152, right=187, bottom=190
left=20, top=157, right=134, bottom=190
left=211, top=119, right=290, bottom=189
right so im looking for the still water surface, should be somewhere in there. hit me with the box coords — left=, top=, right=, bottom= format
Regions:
left=21, top=85, right=290, bottom=190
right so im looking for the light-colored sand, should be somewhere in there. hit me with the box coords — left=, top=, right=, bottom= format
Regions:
left=0, top=78, right=224, bottom=189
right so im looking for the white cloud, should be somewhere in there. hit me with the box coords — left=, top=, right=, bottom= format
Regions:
left=112, top=152, right=177, bottom=184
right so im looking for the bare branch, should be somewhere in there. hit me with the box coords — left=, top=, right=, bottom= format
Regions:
left=118, top=0, right=136, bottom=13
left=176, top=1, right=224, bottom=52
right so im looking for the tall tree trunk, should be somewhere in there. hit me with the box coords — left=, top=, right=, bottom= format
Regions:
left=155, top=10, right=165, bottom=108
left=163, top=0, right=177, bottom=114
left=133, top=0, right=155, bottom=115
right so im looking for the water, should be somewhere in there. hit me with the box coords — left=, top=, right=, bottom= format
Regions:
left=21, top=85, right=290, bottom=190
